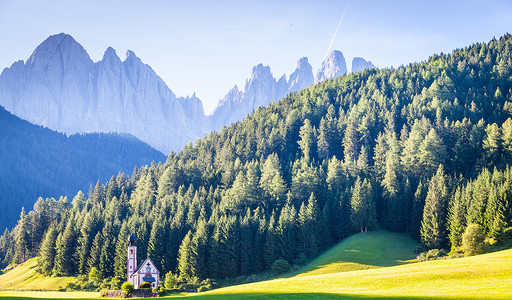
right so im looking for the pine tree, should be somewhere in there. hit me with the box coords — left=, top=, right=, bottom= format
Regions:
left=447, top=186, right=467, bottom=251
left=263, top=213, right=278, bottom=269
left=421, top=165, right=449, bottom=249
left=419, top=128, right=447, bottom=177
left=37, top=225, right=58, bottom=275
left=350, top=178, right=377, bottom=233
left=486, top=183, right=508, bottom=238
left=260, top=154, right=287, bottom=208
left=177, top=230, right=193, bottom=280
left=76, top=212, right=97, bottom=274
left=113, top=223, right=130, bottom=278
left=298, top=119, right=318, bottom=161
left=148, top=216, right=167, bottom=273
left=53, top=218, right=77, bottom=275
left=13, top=207, right=30, bottom=264
left=87, top=232, right=102, bottom=272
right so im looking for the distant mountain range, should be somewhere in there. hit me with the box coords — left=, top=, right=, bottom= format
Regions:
left=0, top=33, right=375, bottom=154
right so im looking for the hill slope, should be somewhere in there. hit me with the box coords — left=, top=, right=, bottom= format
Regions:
left=197, top=249, right=512, bottom=299
left=0, top=258, right=74, bottom=291
left=295, top=230, right=419, bottom=277
left=0, top=105, right=165, bottom=230
left=1, top=249, right=511, bottom=299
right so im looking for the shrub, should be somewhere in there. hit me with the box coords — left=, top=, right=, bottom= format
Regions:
left=140, top=281, right=152, bottom=289
left=164, top=271, right=179, bottom=289
left=121, top=282, right=134, bottom=296
left=271, top=259, right=291, bottom=275
left=462, top=223, right=486, bottom=256
left=110, top=276, right=123, bottom=290
left=88, top=267, right=102, bottom=283
left=197, top=285, right=210, bottom=293
left=100, top=289, right=108, bottom=297
left=500, top=227, right=512, bottom=245
left=65, top=282, right=76, bottom=291
left=158, top=285, right=166, bottom=295
left=416, top=249, right=448, bottom=262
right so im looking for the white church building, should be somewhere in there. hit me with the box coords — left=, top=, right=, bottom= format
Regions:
left=127, top=233, right=160, bottom=289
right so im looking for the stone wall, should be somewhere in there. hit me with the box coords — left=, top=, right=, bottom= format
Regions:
left=104, top=289, right=158, bottom=298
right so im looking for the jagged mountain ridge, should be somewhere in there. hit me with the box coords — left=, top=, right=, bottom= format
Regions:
left=0, top=33, right=375, bottom=153
left=209, top=57, right=315, bottom=130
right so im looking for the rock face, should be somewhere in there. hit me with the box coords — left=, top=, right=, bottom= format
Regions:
left=0, top=33, right=375, bottom=153
left=316, top=50, right=347, bottom=83
left=351, top=57, right=376, bottom=73
left=0, top=33, right=204, bottom=154
left=209, top=57, right=314, bottom=130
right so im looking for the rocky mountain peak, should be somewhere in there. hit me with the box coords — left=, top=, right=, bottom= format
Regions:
left=288, top=57, right=314, bottom=92
left=102, top=47, right=121, bottom=62
left=351, top=57, right=376, bottom=73
left=316, top=50, right=347, bottom=83
left=28, top=33, right=91, bottom=67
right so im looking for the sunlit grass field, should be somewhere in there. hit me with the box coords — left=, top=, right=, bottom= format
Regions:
left=0, top=258, right=75, bottom=291
left=293, top=230, right=419, bottom=276
left=1, top=231, right=511, bottom=299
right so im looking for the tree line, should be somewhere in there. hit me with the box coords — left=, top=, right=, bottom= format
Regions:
left=1, top=34, right=512, bottom=283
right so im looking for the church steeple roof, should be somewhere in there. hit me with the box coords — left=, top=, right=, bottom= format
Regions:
left=128, top=233, right=137, bottom=246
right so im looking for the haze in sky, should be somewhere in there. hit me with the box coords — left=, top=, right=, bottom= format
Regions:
left=0, top=0, right=510, bottom=114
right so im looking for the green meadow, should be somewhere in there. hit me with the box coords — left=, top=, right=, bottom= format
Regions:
left=1, top=231, right=511, bottom=299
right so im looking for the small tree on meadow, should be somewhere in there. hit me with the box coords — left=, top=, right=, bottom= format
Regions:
left=462, top=223, right=485, bottom=256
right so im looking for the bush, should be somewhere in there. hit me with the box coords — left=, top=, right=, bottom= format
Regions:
left=158, top=285, right=166, bottom=295
left=462, top=223, right=486, bottom=256
left=88, top=267, right=102, bottom=283
left=121, top=282, right=134, bottom=296
left=500, top=227, right=512, bottom=245
left=110, top=276, right=123, bottom=290
left=100, top=289, right=108, bottom=297
left=140, top=281, right=152, bottom=289
left=271, top=259, right=291, bottom=275
left=164, top=271, right=179, bottom=289
left=65, top=282, right=76, bottom=291
left=197, top=285, right=210, bottom=293
left=416, top=249, right=448, bottom=262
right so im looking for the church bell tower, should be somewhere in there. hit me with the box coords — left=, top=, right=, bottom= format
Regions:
left=127, top=233, right=138, bottom=282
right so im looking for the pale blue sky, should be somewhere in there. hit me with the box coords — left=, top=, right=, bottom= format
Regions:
left=0, top=0, right=510, bottom=113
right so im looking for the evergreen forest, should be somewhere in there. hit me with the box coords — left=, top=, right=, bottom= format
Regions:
left=1, top=34, right=512, bottom=285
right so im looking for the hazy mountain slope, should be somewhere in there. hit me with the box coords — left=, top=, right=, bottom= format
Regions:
left=0, top=105, right=165, bottom=230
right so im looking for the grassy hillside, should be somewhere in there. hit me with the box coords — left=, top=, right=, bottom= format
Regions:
left=2, top=231, right=511, bottom=299
left=1, top=249, right=511, bottom=299
left=0, top=258, right=75, bottom=291
left=294, top=230, right=419, bottom=276
left=195, top=248, right=512, bottom=299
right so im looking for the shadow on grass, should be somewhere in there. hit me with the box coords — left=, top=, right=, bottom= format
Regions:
left=0, top=291, right=507, bottom=300
left=171, top=292, right=509, bottom=300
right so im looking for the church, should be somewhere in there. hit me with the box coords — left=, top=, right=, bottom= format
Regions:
left=127, top=233, right=160, bottom=289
